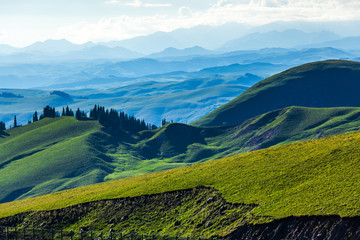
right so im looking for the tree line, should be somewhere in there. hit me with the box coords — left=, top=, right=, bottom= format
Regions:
left=1, top=105, right=156, bottom=134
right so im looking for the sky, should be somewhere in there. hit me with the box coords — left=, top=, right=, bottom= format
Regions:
left=0, top=0, right=360, bottom=47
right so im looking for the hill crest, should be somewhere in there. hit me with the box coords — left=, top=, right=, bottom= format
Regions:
left=193, top=60, right=360, bottom=126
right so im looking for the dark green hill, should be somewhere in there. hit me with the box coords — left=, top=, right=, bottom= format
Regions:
left=193, top=60, right=360, bottom=126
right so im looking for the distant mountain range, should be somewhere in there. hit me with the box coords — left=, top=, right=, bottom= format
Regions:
left=1, top=20, right=359, bottom=58
left=303, top=36, right=360, bottom=50
left=219, top=29, right=341, bottom=51
left=0, top=47, right=354, bottom=89
left=0, top=74, right=257, bottom=127
left=146, top=46, right=214, bottom=59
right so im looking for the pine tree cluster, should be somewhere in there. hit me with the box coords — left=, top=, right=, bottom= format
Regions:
left=89, top=105, right=156, bottom=134
left=3, top=105, right=156, bottom=133
left=39, top=105, right=58, bottom=119
left=62, top=106, right=74, bottom=117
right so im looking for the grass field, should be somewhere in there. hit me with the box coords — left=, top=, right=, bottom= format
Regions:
left=1, top=127, right=360, bottom=228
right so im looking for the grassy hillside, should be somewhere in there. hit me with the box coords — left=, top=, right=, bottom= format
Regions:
left=0, top=117, right=115, bottom=203
left=193, top=60, right=360, bottom=126
left=1, top=128, right=360, bottom=237
left=115, top=106, right=360, bottom=176
left=2, top=106, right=360, bottom=203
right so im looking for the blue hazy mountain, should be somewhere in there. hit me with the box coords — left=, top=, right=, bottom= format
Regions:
left=103, top=23, right=251, bottom=54
left=44, top=62, right=270, bottom=89
left=302, top=36, right=360, bottom=50
left=60, top=45, right=143, bottom=60
left=100, top=21, right=360, bottom=54
left=0, top=47, right=354, bottom=89
left=22, top=39, right=86, bottom=53
left=0, top=73, right=258, bottom=127
left=0, top=43, right=143, bottom=63
left=250, top=20, right=360, bottom=37
left=147, top=46, right=214, bottom=59
left=220, top=29, right=341, bottom=51
left=0, top=44, right=18, bottom=55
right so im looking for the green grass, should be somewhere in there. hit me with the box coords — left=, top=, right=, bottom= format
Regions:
left=0, top=117, right=114, bottom=202
left=3, top=187, right=255, bottom=237
left=193, top=60, right=360, bottom=126
left=1, top=127, right=360, bottom=228
left=2, top=106, right=360, bottom=203
left=118, top=106, right=360, bottom=169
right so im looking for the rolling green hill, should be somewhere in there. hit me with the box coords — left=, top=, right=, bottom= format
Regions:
left=193, top=60, right=360, bottom=126
left=123, top=106, right=360, bottom=167
left=2, top=106, right=360, bottom=204
left=0, top=117, right=115, bottom=203
left=1, top=128, right=360, bottom=237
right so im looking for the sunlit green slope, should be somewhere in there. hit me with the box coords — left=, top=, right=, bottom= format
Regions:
left=1, top=128, right=360, bottom=231
left=0, top=117, right=114, bottom=203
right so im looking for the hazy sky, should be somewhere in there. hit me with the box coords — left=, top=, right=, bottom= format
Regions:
left=1, top=0, right=360, bottom=47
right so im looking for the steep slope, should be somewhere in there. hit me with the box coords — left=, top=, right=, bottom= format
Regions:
left=0, top=117, right=115, bottom=203
left=193, top=60, right=360, bottom=126
left=2, top=129, right=360, bottom=237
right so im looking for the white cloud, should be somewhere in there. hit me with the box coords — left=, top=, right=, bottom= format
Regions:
left=204, top=0, right=360, bottom=23
left=105, top=0, right=120, bottom=4
left=105, top=0, right=171, bottom=7
left=178, top=7, right=193, bottom=17
left=57, top=0, right=360, bottom=44
left=56, top=15, right=182, bottom=44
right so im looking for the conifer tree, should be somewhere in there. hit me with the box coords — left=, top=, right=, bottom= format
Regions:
left=65, top=105, right=74, bottom=116
left=76, top=108, right=82, bottom=120
left=0, top=121, right=5, bottom=131
left=162, top=118, right=167, bottom=126
left=13, top=115, right=17, bottom=128
left=43, top=105, right=56, bottom=118
left=33, top=111, right=38, bottom=122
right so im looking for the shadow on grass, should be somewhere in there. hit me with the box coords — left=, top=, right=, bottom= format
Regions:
left=0, top=131, right=9, bottom=138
